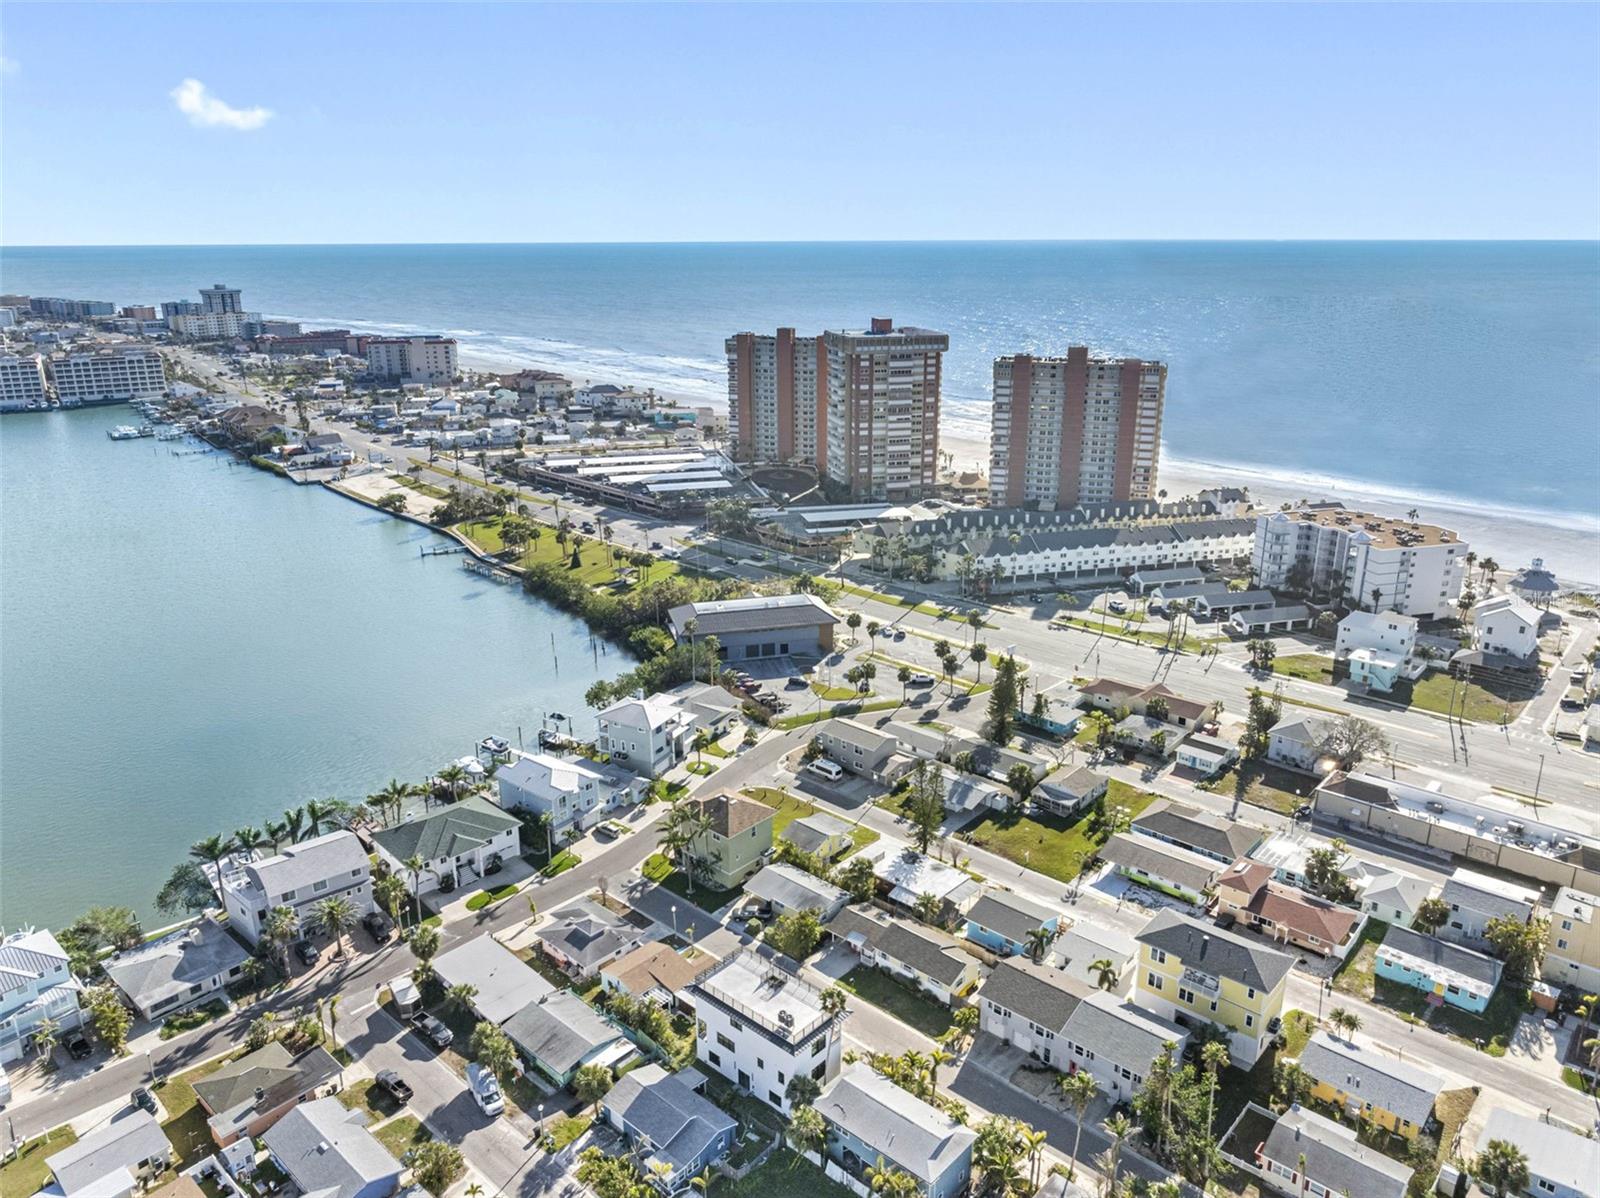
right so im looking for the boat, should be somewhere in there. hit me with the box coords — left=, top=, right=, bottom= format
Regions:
left=108, top=426, right=142, bottom=440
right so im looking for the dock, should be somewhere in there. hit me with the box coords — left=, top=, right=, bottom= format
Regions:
left=420, top=544, right=466, bottom=558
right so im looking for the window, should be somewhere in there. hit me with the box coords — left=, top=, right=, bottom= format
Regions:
left=1537, top=1180, right=1557, bottom=1194
left=717, top=1033, right=735, bottom=1052
left=1244, top=1014, right=1254, bottom=1028
left=756, top=1057, right=765, bottom=1070
left=1146, top=972, right=1163, bottom=991
left=1178, top=987, right=1195, bottom=1005
left=313, top=879, right=328, bottom=892
left=709, top=1051, right=721, bottom=1067
left=1558, top=938, right=1569, bottom=950
left=769, top=1091, right=783, bottom=1107
left=812, top=1037, right=825, bottom=1055
left=1151, top=949, right=1167, bottom=964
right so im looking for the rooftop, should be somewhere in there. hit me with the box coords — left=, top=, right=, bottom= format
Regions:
left=1476, top=1107, right=1600, bottom=1198
left=780, top=812, right=855, bottom=856
left=830, top=905, right=974, bottom=987
left=1264, top=505, right=1459, bottom=550
left=687, top=792, right=775, bottom=839
left=433, top=935, right=554, bottom=1024
left=1136, top=909, right=1296, bottom=992
left=964, top=891, right=1059, bottom=947
left=228, top=830, right=367, bottom=900
left=1132, top=799, right=1262, bottom=861
left=602, top=942, right=707, bottom=1000
left=690, top=950, right=835, bottom=1046
left=745, top=864, right=849, bottom=916
left=538, top=899, right=652, bottom=972
left=260, top=1098, right=400, bottom=1198
left=817, top=1065, right=975, bottom=1184
left=1379, top=926, right=1503, bottom=992
left=865, top=846, right=981, bottom=907
left=47, top=1112, right=170, bottom=1198
left=198, top=1042, right=344, bottom=1141
left=1061, top=991, right=1188, bottom=1074
left=102, top=919, right=250, bottom=1013
left=1296, top=1032, right=1441, bottom=1128
left=1100, top=833, right=1222, bottom=895
left=1258, top=1104, right=1412, bottom=1198
left=603, top=1064, right=736, bottom=1180
left=667, top=593, right=838, bottom=637
left=370, top=795, right=520, bottom=864
left=976, top=957, right=1088, bottom=1033
left=502, top=990, right=623, bottom=1075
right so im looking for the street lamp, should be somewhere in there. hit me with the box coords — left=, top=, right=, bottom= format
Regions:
left=671, top=904, right=678, bottom=936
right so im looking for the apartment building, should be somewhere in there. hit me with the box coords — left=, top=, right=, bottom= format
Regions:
left=199, top=283, right=244, bottom=314
left=1251, top=505, right=1468, bottom=619
left=28, top=296, right=115, bottom=319
left=49, top=348, right=167, bottom=406
left=823, top=317, right=949, bottom=501
left=1544, top=886, right=1600, bottom=993
left=169, top=311, right=261, bottom=339
left=0, top=929, right=85, bottom=1065
left=0, top=353, right=49, bottom=410
left=365, top=336, right=459, bottom=385
left=989, top=349, right=1165, bottom=508
left=725, top=329, right=826, bottom=468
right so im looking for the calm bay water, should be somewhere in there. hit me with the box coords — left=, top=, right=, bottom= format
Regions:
left=0, top=408, right=616, bottom=930
left=3, top=241, right=1598, bottom=524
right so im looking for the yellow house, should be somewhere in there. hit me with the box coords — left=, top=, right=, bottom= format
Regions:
left=1132, top=910, right=1294, bottom=1067
left=1296, top=1030, right=1440, bottom=1140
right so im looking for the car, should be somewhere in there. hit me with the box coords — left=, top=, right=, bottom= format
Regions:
left=467, top=1063, right=505, bottom=1117
left=784, top=676, right=808, bottom=690
left=649, top=540, right=663, bottom=550
left=412, top=1013, right=454, bottom=1050
left=132, top=1087, right=158, bottom=1115
left=1266, top=1015, right=1283, bottom=1037
left=375, top=1070, right=415, bottom=1105
left=1108, top=599, right=1128, bottom=614
left=483, top=853, right=503, bottom=876
left=294, top=940, right=320, bottom=967
left=580, top=521, right=596, bottom=533
left=893, top=629, right=906, bottom=641
left=907, top=672, right=935, bottom=686
left=63, top=1030, right=92, bottom=1060
left=1294, top=803, right=1314, bottom=820
left=362, top=911, right=393, bottom=941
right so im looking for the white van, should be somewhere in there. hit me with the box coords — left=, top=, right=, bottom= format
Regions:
left=806, top=758, right=846, bottom=782
left=467, top=1062, right=505, bottom=1117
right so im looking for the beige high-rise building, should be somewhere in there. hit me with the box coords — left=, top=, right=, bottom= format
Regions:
left=989, top=349, right=1165, bottom=509
left=365, top=336, right=459, bottom=385
left=823, top=317, right=948, bottom=501
left=724, top=329, right=826, bottom=468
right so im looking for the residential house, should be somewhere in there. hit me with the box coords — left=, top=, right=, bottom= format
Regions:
left=595, top=694, right=701, bottom=777
left=941, top=771, right=1011, bottom=815
left=1436, top=866, right=1539, bottom=950
left=103, top=919, right=250, bottom=1022
left=1248, top=832, right=1366, bottom=893
left=691, top=950, right=845, bottom=1113
left=1475, top=1107, right=1600, bottom=1198
left=1249, top=1104, right=1412, bottom=1198
left=601, top=942, right=705, bottom=1010
left=780, top=812, right=855, bottom=860
left=433, top=936, right=554, bottom=1024
left=369, top=796, right=521, bottom=896
left=1265, top=715, right=1336, bottom=774
left=744, top=864, right=850, bottom=923
left=503, top=990, right=630, bottom=1088
left=1360, top=864, right=1433, bottom=929
left=0, top=928, right=84, bottom=1065
left=219, top=830, right=374, bottom=947
left=1058, top=990, right=1189, bottom=1101
left=1175, top=731, right=1239, bottom=776
left=43, top=1112, right=172, bottom=1198
left=1336, top=610, right=1418, bottom=662
left=1032, top=766, right=1109, bottom=818
left=662, top=681, right=743, bottom=739
left=1472, top=593, right=1543, bottom=663
left=863, top=846, right=982, bottom=923
left=977, top=957, right=1089, bottom=1064
left=1099, top=833, right=1221, bottom=905
left=1375, top=925, right=1502, bottom=1014
left=1054, top=923, right=1136, bottom=991
left=1078, top=678, right=1217, bottom=729
left=813, top=719, right=916, bottom=785
left=1544, top=885, right=1600, bottom=993
left=1295, top=1031, right=1440, bottom=1142
left=829, top=904, right=981, bottom=1005
left=1113, top=713, right=1185, bottom=758
left=1132, top=799, right=1264, bottom=864
left=683, top=793, right=776, bottom=890
left=194, top=1041, right=343, bottom=1146
left=1134, top=910, right=1296, bottom=1067
left=495, top=751, right=647, bottom=838
left=1215, top=861, right=1366, bottom=959
left=537, top=899, right=653, bottom=978
left=259, top=1098, right=402, bottom=1198
left=816, top=1064, right=976, bottom=1198
left=602, top=1064, right=738, bottom=1192
left=964, top=891, right=1061, bottom=960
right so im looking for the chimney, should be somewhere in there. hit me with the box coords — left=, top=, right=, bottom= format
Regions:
left=255, top=1087, right=266, bottom=1104
left=870, top=317, right=893, bottom=335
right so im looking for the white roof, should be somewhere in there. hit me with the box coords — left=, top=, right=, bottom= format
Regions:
left=433, top=936, right=554, bottom=1024
left=1476, top=1107, right=1600, bottom=1198
left=868, top=846, right=980, bottom=905
left=498, top=751, right=606, bottom=798
left=1472, top=592, right=1541, bottom=626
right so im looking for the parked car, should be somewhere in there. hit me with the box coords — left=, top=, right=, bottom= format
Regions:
left=132, top=1087, right=158, bottom=1115
left=362, top=911, right=393, bottom=942
left=412, top=1013, right=454, bottom=1050
left=1294, top=803, right=1314, bottom=820
left=907, top=672, right=935, bottom=686
left=580, top=521, right=595, bottom=533
left=649, top=541, right=663, bottom=550
left=467, top=1063, right=505, bottom=1116
left=784, top=676, right=808, bottom=689
left=1108, top=598, right=1128, bottom=614
left=294, top=940, right=320, bottom=967
left=483, top=854, right=503, bottom=876
left=63, top=1030, right=92, bottom=1060
left=375, top=1070, right=415, bottom=1105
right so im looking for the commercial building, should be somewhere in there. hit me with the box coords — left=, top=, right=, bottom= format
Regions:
left=0, top=929, right=85, bottom=1065
left=516, top=447, right=755, bottom=513
left=28, top=296, right=116, bottom=320
left=1545, top=886, right=1600, bottom=993
left=816, top=1064, right=976, bottom=1198
left=989, top=350, right=1165, bottom=508
left=666, top=592, right=838, bottom=661
left=199, top=283, right=244, bottom=314
left=691, top=950, right=845, bottom=1113
left=1251, top=504, right=1469, bottom=620
left=365, top=335, right=459, bottom=385
left=0, top=353, right=49, bottom=410
left=725, top=328, right=825, bottom=467
left=823, top=317, right=948, bottom=501
left=49, top=348, right=167, bottom=406
left=218, top=829, right=374, bottom=946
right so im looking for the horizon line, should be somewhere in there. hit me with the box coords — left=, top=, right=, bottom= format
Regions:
left=4, top=236, right=1599, bottom=250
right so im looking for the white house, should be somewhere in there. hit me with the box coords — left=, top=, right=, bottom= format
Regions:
left=219, top=830, right=374, bottom=946
left=1265, top=715, right=1336, bottom=774
left=976, top=957, right=1089, bottom=1064
left=0, top=929, right=84, bottom=1065
left=44, top=1111, right=173, bottom=1198
left=103, top=919, right=251, bottom=1022
left=1059, top=990, right=1189, bottom=1100
left=1336, top=610, right=1423, bottom=692
left=369, top=796, right=522, bottom=896
left=1472, top=593, right=1542, bottom=661
left=1475, top=1106, right=1600, bottom=1198
left=596, top=694, right=699, bottom=777
left=496, top=751, right=647, bottom=837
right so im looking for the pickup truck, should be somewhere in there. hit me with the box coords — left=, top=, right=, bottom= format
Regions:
left=375, top=1070, right=414, bottom=1105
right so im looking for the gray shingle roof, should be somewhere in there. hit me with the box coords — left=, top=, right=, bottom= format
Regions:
left=370, top=795, right=519, bottom=863
left=1296, top=1033, right=1441, bottom=1128
left=244, top=830, right=367, bottom=897
left=1259, top=1105, right=1411, bottom=1198
left=48, top=1112, right=170, bottom=1197
left=603, top=1063, right=735, bottom=1178
left=1061, top=992, right=1187, bottom=1075
left=1476, top=1107, right=1600, bottom=1198
left=1380, top=926, right=1504, bottom=988
left=780, top=812, right=854, bottom=856
left=102, top=919, right=250, bottom=1013
left=260, top=1098, right=401, bottom=1198
left=538, top=899, right=651, bottom=972
left=830, top=905, right=974, bottom=987
left=964, top=892, right=1058, bottom=947
left=817, top=1065, right=976, bottom=1185
left=1100, top=833, right=1222, bottom=895
left=503, top=990, right=621, bottom=1076
left=745, top=864, right=848, bottom=915
left=1132, top=799, right=1262, bottom=861
left=1135, top=910, right=1295, bottom=992
left=200, top=1044, right=344, bottom=1141
left=1438, top=870, right=1538, bottom=922
left=976, top=957, right=1088, bottom=1033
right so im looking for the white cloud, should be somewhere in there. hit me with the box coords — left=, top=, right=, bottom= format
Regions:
left=170, top=78, right=273, bottom=131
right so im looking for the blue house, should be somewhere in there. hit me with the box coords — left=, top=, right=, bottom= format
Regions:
left=817, top=1064, right=975, bottom=1198
left=964, top=891, right=1062, bottom=960
left=1374, top=925, right=1503, bottom=1014
left=601, top=1064, right=737, bottom=1192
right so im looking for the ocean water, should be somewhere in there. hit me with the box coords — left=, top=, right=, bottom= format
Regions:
left=4, top=241, right=1597, bottom=520
left=0, top=407, right=617, bottom=930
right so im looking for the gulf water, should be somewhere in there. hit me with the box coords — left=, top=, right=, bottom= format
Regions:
left=0, top=408, right=615, bottom=929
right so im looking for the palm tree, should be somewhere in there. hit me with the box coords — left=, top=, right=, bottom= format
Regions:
left=1019, top=1124, right=1049, bottom=1192
left=373, top=779, right=413, bottom=827
left=240, top=957, right=268, bottom=1001
left=434, top=764, right=469, bottom=802
left=966, top=608, right=983, bottom=644
left=819, top=986, right=848, bottom=1019
left=262, top=905, right=298, bottom=972
left=281, top=807, right=307, bottom=844
left=444, top=983, right=479, bottom=1018
left=1090, top=957, right=1119, bottom=991
left=1200, top=1040, right=1231, bottom=1181
left=1026, top=925, right=1053, bottom=963
left=264, top=819, right=291, bottom=850
left=374, top=873, right=408, bottom=923
left=304, top=798, right=335, bottom=837
left=404, top=854, right=426, bottom=925
left=1475, top=1138, right=1529, bottom=1198
left=897, top=665, right=912, bottom=705
left=969, top=642, right=988, bottom=685
left=233, top=825, right=271, bottom=859
left=913, top=891, right=943, bottom=925
left=29, top=1015, right=61, bottom=1061
left=189, top=833, right=233, bottom=888
left=928, top=1048, right=954, bottom=1091
left=689, top=1167, right=714, bottom=1198
left=1059, top=1070, right=1097, bottom=1179
left=312, top=895, right=357, bottom=959
left=1097, top=1112, right=1134, bottom=1198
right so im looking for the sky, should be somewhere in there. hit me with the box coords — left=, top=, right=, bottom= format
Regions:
left=2, top=2, right=1597, bottom=245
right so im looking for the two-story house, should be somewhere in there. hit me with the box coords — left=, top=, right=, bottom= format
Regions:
left=1133, top=910, right=1295, bottom=1067
left=684, top=794, right=775, bottom=891
left=220, top=830, right=374, bottom=946
left=0, top=928, right=84, bottom=1066
left=1249, top=1104, right=1412, bottom=1198
left=816, top=1064, right=976, bottom=1198
left=1296, top=1031, right=1440, bottom=1142
left=1436, top=866, right=1539, bottom=951
left=370, top=796, right=521, bottom=896
left=1544, top=885, right=1600, bottom=994
left=496, top=751, right=647, bottom=839
left=595, top=694, right=699, bottom=778
left=812, top=719, right=915, bottom=785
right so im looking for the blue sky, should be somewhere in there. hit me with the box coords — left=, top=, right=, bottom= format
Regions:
left=3, top=2, right=1596, bottom=245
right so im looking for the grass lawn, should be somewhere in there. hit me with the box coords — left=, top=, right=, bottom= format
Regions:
left=836, top=966, right=954, bottom=1039
left=1050, top=615, right=1217, bottom=653
left=686, top=760, right=719, bottom=776
left=642, top=853, right=746, bottom=908
left=1200, top=760, right=1316, bottom=816
left=1399, top=671, right=1526, bottom=724
left=337, top=1077, right=402, bottom=1119
left=540, top=849, right=580, bottom=877
left=721, top=1149, right=859, bottom=1198
left=373, top=1114, right=431, bottom=1160
left=1330, top=919, right=1389, bottom=998
left=465, top=882, right=521, bottom=911
left=0, top=1127, right=78, bottom=1198
left=961, top=779, right=1159, bottom=884
left=547, top=1113, right=593, bottom=1150
left=810, top=683, right=862, bottom=701
left=1372, top=977, right=1530, bottom=1052
left=390, top=474, right=452, bottom=500
left=774, top=698, right=902, bottom=730
left=836, top=582, right=948, bottom=620
left=455, top=515, right=686, bottom=589
left=1213, top=1009, right=1316, bottom=1135
left=1274, top=654, right=1337, bottom=684
left=157, top=1051, right=241, bottom=1167
left=742, top=787, right=879, bottom=854
left=702, top=739, right=733, bottom=758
